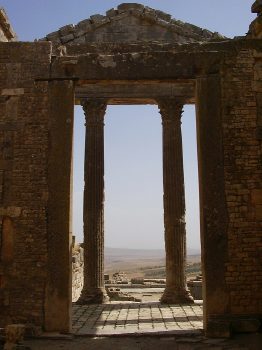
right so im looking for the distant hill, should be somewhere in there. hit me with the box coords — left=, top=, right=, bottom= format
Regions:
left=105, top=247, right=200, bottom=260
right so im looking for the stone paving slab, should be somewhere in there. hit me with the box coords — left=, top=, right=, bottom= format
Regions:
left=72, top=302, right=203, bottom=336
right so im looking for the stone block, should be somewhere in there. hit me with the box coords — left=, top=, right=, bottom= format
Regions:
left=59, top=24, right=74, bottom=37
left=117, top=3, right=144, bottom=11
left=74, top=29, right=87, bottom=38
left=1, top=217, right=14, bottom=264
left=202, top=28, right=213, bottom=38
left=144, top=6, right=157, bottom=21
left=155, top=10, right=171, bottom=22
left=76, top=19, right=92, bottom=33
left=156, top=18, right=170, bottom=28
left=60, top=34, right=74, bottom=44
left=91, top=19, right=110, bottom=30
left=254, top=60, right=262, bottom=80
left=1, top=88, right=24, bottom=96
left=256, top=127, right=262, bottom=139
left=0, top=160, right=12, bottom=170
left=129, top=8, right=144, bottom=17
left=253, top=80, right=262, bottom=92
left=90, top=14, right=107, bottom=24
left=255, top=205, right=262, bottom=220
left=0, top=207, right=21, bottom=217
left=46, top=31, right=60, bottom=42
left=106, top=8, right=118, bottom=17
left=79, top=247, right=84, bottom=261
left=206, top=320, right=231, bottom=338
left=251, top=189, right=262, bottom=204
left=253, top=49, right=262, bottom=58
left=73, top=36, right=86, bottom=44
left=231, top=318, right=261, bottom=333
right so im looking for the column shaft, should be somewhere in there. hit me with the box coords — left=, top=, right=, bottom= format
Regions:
left=158, top=99, right=193, bottom=304
left=77, top=99, right=108, bottom=304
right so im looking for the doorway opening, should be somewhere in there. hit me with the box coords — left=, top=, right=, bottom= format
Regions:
left=70, top=102, right=203, bottom=335
left=71, top=103, right=202, bottom=304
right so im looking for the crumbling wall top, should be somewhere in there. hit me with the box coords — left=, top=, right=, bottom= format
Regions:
left=0, top=8, right=17, bottom=42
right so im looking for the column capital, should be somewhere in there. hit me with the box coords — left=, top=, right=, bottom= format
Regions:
left=157, top=99, right=184, bottom=124
left=81, top=99, right=107, bottom=126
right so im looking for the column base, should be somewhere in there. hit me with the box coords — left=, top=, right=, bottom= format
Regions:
left=76, top=288, right=109, bottom=305
left=160, top=287, right=194, bottom=304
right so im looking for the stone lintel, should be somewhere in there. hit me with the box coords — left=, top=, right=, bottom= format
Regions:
left=75, top=81, right=195, bottom=104
left=51, top=51, right=223, bottom=81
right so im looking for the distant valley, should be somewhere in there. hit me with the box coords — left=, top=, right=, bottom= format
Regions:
left=105, top=247, right=201, bottom=260
left=104, top=247, right=201, bottom=280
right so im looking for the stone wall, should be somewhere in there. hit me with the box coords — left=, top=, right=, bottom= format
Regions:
left=72, top=244, right=84, bottom=302
left=0, top=8, right=16, bottom=42
left=0, top=42, right=73, bottom=332
left=222, top=47, right=262, bottom=317
left=195, top=40, right=262, bottom=336
left=0, top=42, right=51, bottom=327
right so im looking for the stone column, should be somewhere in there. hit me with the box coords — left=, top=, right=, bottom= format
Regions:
left=77, top=99, right=109, bottom=304
left=158, top=99, right=193, bottom=304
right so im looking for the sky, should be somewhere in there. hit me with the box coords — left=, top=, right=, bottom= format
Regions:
left=1, top=1, right=255, bottom=250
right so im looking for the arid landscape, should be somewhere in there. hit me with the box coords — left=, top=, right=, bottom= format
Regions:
left=104, top=247, right=201, bottom=280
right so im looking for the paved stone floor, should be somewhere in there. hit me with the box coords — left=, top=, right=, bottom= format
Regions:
left=72, top=302, right=203, bottom=335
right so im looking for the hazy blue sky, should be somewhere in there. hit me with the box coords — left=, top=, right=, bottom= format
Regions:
left=2, top=1, right=255, bottom=250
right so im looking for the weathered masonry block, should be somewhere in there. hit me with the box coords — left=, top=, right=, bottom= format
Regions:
left=0, top=3, right=261, bottom=338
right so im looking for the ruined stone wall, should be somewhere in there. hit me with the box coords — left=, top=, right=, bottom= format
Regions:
left=221, top=45, right=262, bottom=318
left=40, top=3, right=223, bottom=47
left=0, top=32, right=261, bottom=335
left=0, top=42, right=51, bottom=327
left=72, top=244, right=84, bottom=302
